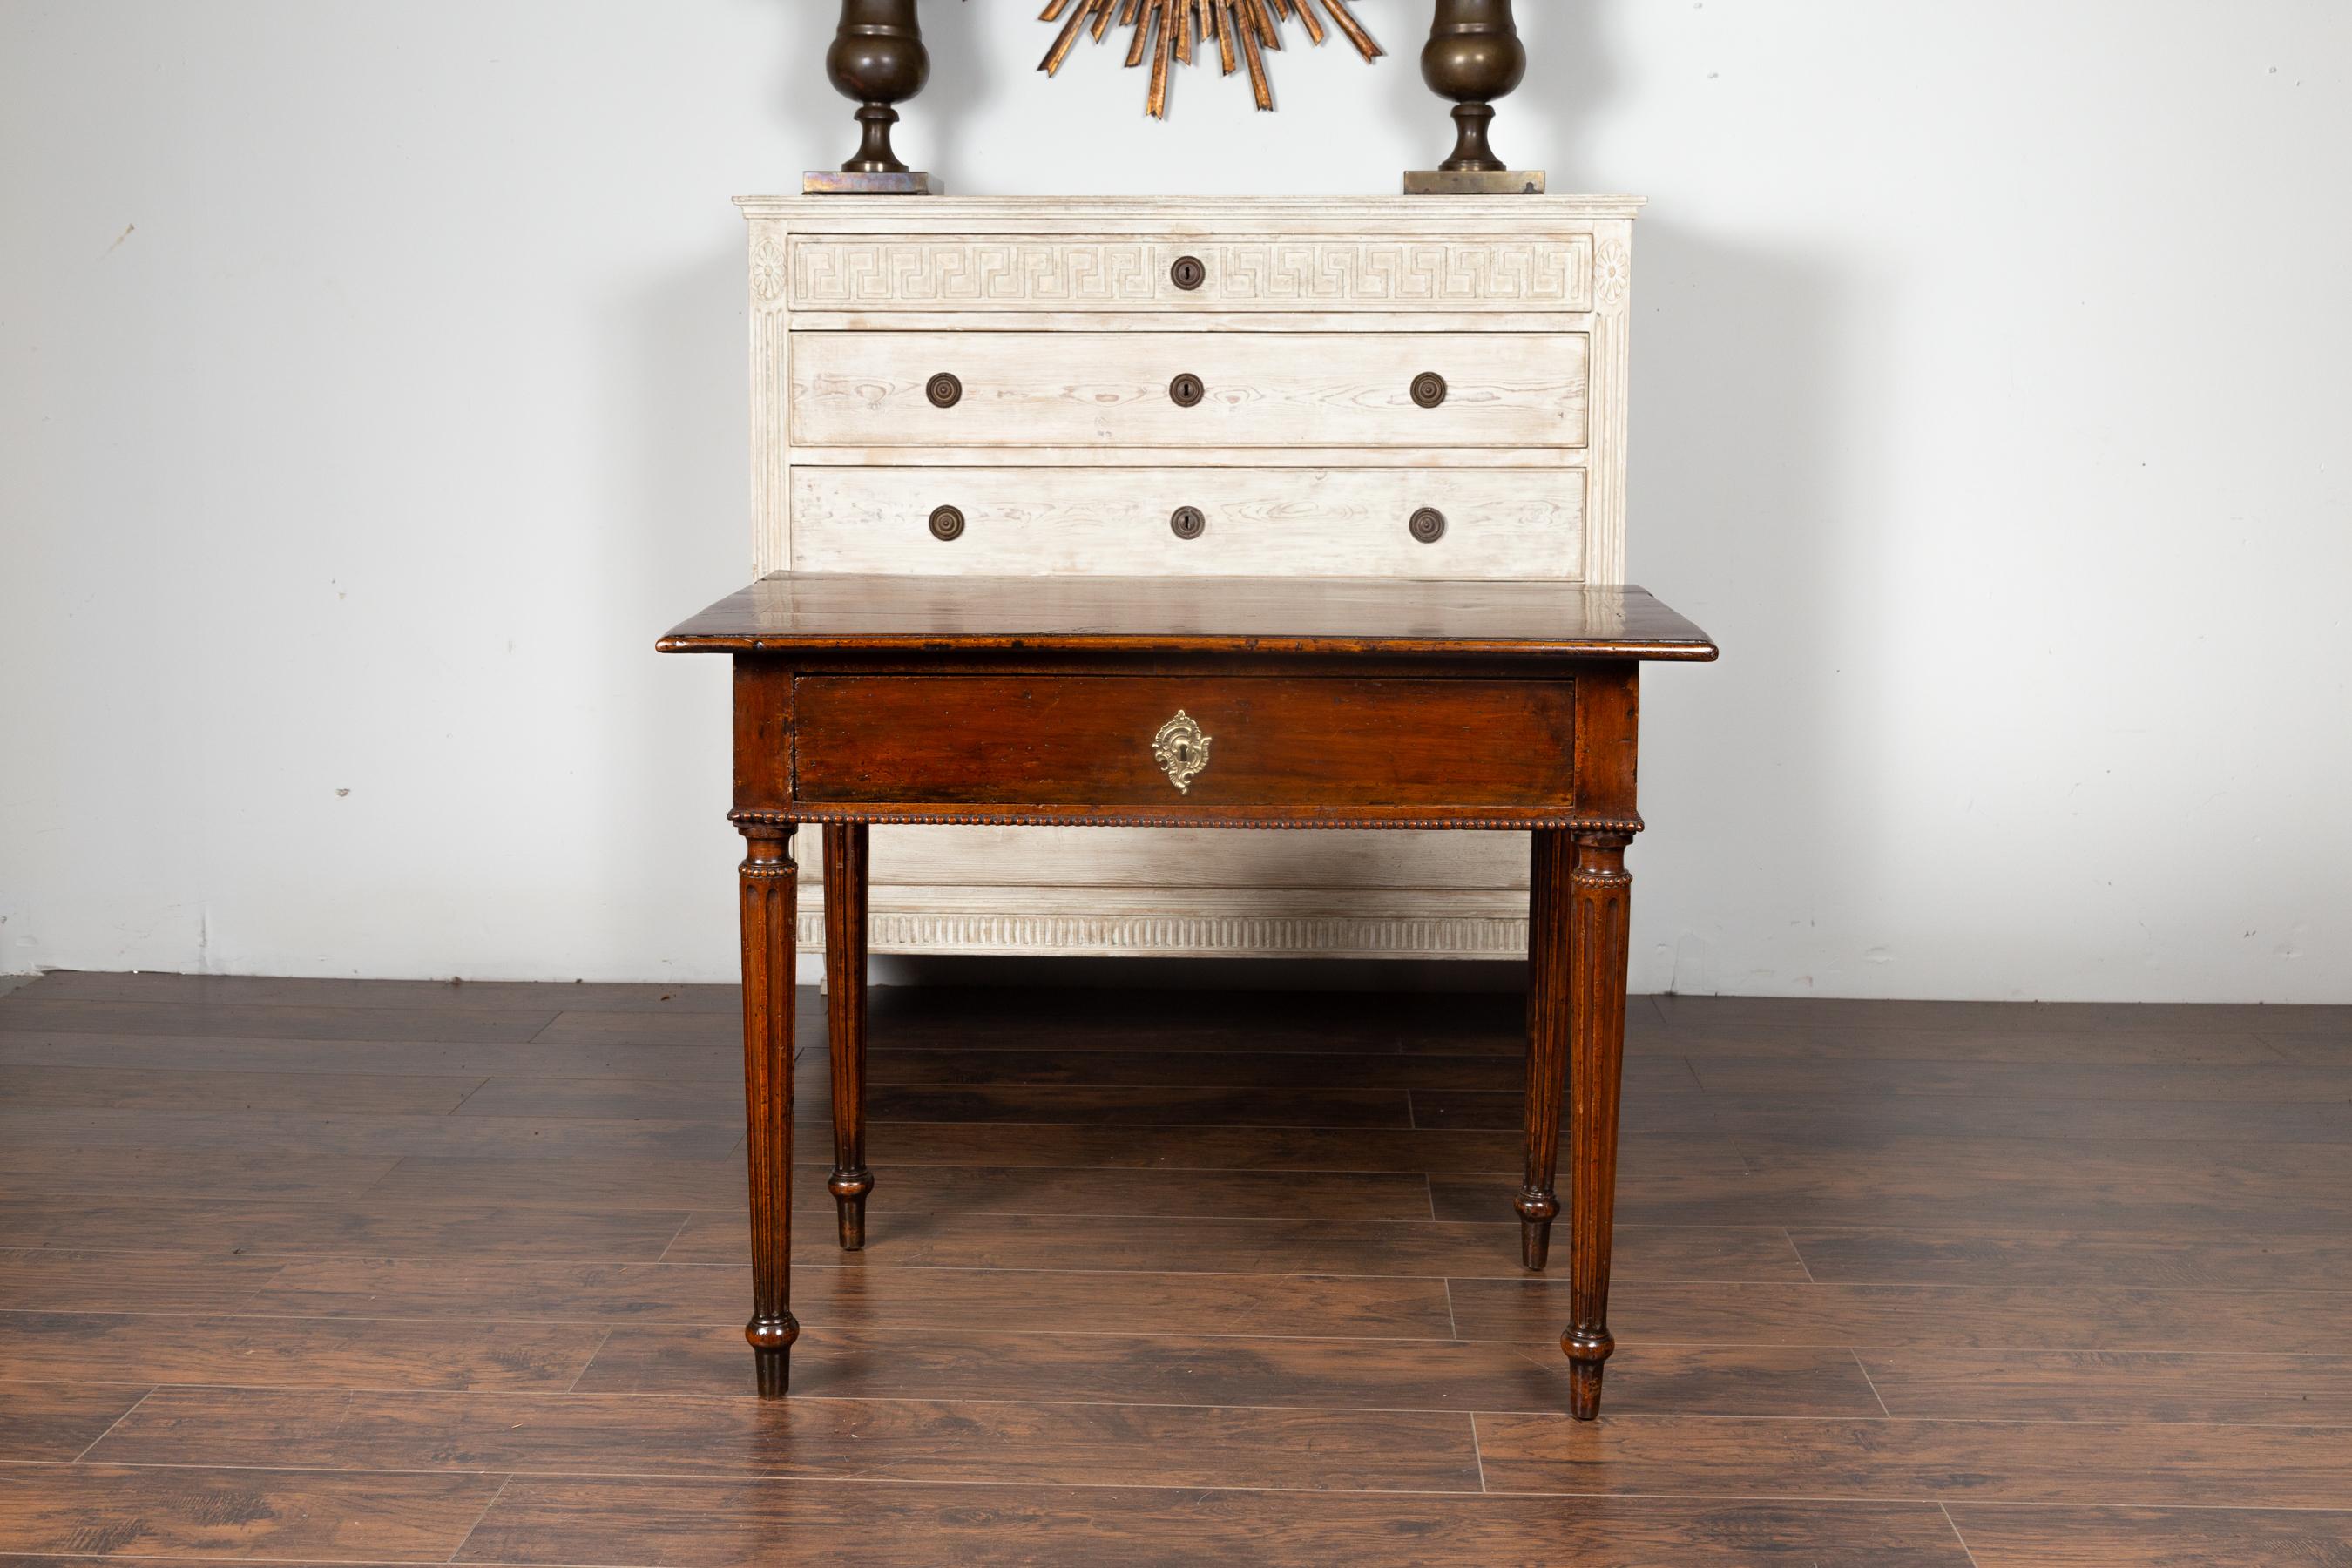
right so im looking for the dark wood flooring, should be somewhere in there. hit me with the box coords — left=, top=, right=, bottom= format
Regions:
left=0, top=970, right=2348, bottom=1565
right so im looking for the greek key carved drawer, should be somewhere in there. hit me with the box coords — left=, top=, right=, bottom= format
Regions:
left=790, top=330, right=1590, bottom=449
left=789, top=675, right=1579, bottom=814
left=782, top=233, right=1595, bottom=313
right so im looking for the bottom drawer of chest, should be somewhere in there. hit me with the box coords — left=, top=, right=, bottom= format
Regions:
left=789, top=467, right=1587, bottom=580
left=792, top=676, right=1577, bottom=811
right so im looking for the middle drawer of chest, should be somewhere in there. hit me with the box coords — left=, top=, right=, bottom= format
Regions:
left=791, top=331, right=1589, bottom=449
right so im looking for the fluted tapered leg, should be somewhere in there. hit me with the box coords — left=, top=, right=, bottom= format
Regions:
left=823, top=824, right=874, bottom=1251
left=1517, top=829, right=1572, bottom=1269
left=737, top=822, right=800, bottom=1396
left=1563, top=830, right=1634, bottom=1420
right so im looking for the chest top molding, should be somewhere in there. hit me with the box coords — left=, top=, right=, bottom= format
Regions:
left=735, top=194, right=1647, bottom=232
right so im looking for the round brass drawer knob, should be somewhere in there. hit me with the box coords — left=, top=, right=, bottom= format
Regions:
left=1409, top=507, right=1447, bottom=544
left=1170, top=505, right=1206, bottom=540
left=1169, top=372, right=1206, bottom=409
left=929, top=505, right=965, bottom=542
left=1411, top=372, right=1449, bottom=409
left=926, top=372, right=963, bottom=409
left=1170, top=254, right=1206, bottom=291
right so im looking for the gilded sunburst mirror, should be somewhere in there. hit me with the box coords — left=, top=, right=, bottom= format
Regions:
left=1037, top=0, right=1383, bottom=119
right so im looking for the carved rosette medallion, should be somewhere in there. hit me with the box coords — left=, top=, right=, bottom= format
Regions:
left=1151, top=710, right=1213, bottom=794
left=750, top=240, right=788, bottom=301
left=1594, top=240, right=1631, bottom=314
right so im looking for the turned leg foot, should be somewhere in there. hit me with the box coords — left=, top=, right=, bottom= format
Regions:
left=1565, top=1328, right=1614, bottom=1420
left=1514, top=1187, right=1560, bottom=1270
left=827, top=1168, right=875, bottom=1251
left=824, top=825, right=873, bottom=1254
left=748, top=1314, right=800, bottom=1397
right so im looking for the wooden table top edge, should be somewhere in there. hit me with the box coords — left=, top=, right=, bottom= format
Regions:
left=654, top=575, right=1720, bottom=664
left=657, top=633, right=1718, bottom=661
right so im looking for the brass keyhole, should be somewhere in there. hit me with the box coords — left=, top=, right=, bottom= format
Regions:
left=1169, top=372, right=1206, bottom=408
left=929, top=505, right=965, bottom=541
left=1171, top=254, right=1206, bottom=291
left=1170, top=505, right=1206, bottom=540
left=1152, top=710, right=1213, bottom=794
left=926, top=372, right=963, bottom=409
left=1411, top=372, right=1448, bottom=409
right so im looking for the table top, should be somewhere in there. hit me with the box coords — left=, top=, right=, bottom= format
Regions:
left=659, top=575, right=1717, bottom=662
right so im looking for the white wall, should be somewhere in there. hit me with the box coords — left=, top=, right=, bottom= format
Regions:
left=3, top=1, right=2346, bottom=1001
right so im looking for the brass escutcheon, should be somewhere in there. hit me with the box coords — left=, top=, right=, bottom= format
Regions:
left=1170, top=254, right=1206, bottom=291
left=1169, top=372, right=1206, bottom=408
left=1170, top=505, right=1206, bottom=540
left=1152, top=710, right=1213, bottom=794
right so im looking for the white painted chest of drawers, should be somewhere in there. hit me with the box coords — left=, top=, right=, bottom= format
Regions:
left=737, top=194, right=1641, bottom=960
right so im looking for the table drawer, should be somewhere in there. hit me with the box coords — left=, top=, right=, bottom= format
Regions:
left=785, top=233, right=1596, bottom=314
left=793, top=676, right=1577, bottom=811
left=790, top=466, right=1586, bottom=580
left=790, top=331, right=1588, bottom=449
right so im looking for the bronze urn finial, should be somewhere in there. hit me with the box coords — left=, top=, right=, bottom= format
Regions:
left=807, top=0, right=941, bottom=195
left=1405, top=0, right=1544, bottom=194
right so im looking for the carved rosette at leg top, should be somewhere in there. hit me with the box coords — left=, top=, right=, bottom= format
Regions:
left=1571, top=835, right=1635, bottom=889
left=739, top=826, right=797, bottom=878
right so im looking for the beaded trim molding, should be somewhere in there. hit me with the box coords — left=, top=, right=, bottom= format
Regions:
left=730, top=808, right=1646, bottom=835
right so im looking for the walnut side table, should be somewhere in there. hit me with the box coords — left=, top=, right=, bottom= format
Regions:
left=659, top=570, right=1716, bottom=1419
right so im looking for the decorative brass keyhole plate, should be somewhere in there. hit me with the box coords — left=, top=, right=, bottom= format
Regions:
left=1170, top=254, right=1206, bottom=291
left=1152, top=710, right=1213, bottom=794
left=1169, top=372, right=1206, bottom=409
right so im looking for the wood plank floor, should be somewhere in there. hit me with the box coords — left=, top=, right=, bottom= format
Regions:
left=0, top=973, right=2347, bottom=1565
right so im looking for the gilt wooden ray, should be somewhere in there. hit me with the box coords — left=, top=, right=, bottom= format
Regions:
left=1037, top=0, right=1383, bottom=118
